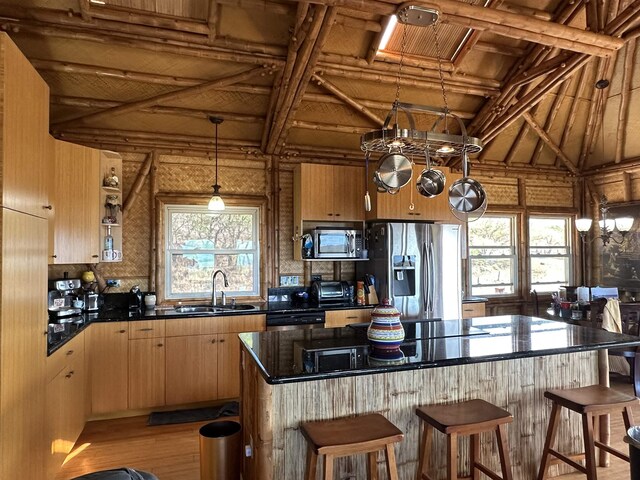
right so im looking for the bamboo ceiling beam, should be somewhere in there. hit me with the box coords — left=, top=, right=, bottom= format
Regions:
left=615, top=39, right=636, bottom=163
left=215, top=0, right=294, bottom=15
left=263, top=5, right=324, bottom=152
left=207, top=0, right=219, bottom=43
left=366, top=16, right=392, bottom=64
left=414, top=0, right=623, bottom=57
left=311, top=74, right=384, bottom=126
left=623, top=171, right=633, bottom=201
left=78, top=0, right=91, bottom=22
left=511, top=53, right=573, bottom=88
left=453, top=0, right=504, bottom=71
left=52, top=66, right=272, bottom=129
left=50, top=95, right=264, bottom=124
left=291, top=120, right=370, bottom=134
left=473, top=41, right=527, bottom=57
left=522, top=112, right=579, bottom=175
left=497, top=3, right=553, bottom=21
left=267, top=7, right=337, bottom=153
left=530, top=80, right=571, bottom=166
left=122, top=152, right=153, bottom=219
left=556, top=62, right=591, bottom=167
left=586, top=0, right=600, bottom=34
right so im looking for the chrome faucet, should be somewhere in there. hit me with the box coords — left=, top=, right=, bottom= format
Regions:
left=211, top=269, right=229, bottom=306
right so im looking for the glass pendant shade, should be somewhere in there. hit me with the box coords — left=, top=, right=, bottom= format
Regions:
left=575, top=218, right=592, bottom=232
left=208, top=184, right=225, bottom=211
left=599, top=218, right=615, bottom=231
left=615, top=217, right=634, bottom=232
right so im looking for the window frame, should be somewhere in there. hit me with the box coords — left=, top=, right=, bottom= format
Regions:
left=528, top=214, right=574, bottom=293
left=155, top=194, right=267, bottom=304
left=467, top=214, right=519, bottom=297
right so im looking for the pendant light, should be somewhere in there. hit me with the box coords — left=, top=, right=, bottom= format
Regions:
left=208, top=116, right=225, bottom=211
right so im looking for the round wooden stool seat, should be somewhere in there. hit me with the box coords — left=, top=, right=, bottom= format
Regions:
left=300, top=413, right=404, bottom=480
left=537, top=384, right=639, bottom=480
left=415, top=399, right=513, bottom=480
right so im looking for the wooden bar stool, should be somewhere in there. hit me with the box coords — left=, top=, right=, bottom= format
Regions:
left=537, top=384, right=638, bottom=480
left=415, top=399, right=513, bottom=480
left=300, top=413, right=404, bottom=480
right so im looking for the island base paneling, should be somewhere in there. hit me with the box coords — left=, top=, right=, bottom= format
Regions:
left=241, top=351, right=598, bottom=480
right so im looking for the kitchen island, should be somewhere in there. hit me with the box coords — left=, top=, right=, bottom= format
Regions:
left=239, top=315, right=640, bottom=480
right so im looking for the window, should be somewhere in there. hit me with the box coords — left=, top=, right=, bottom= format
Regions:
left=468, top=215, right=517, bottom=296
left=529, top=216, right=572, bottom=293
left=164, top=204, right=260, bottom=299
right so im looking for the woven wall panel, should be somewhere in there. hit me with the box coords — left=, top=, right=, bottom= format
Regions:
left=526, top=180, right=574, bottom=207
left=476, top=177, right=519, bottom=206
left=277, top=169, right=303, bottom=278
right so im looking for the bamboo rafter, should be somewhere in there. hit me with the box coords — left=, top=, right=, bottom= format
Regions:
left=122, top=152, right=153, bottom=218
left=530, top=80, right=572, bottom=166
left=522, top=112, right=579, bottom=175
left=615, top=39, right=637, bottom=163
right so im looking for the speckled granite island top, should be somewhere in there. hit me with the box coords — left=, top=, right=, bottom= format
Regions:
left=239, top=315, right=640, bottom=384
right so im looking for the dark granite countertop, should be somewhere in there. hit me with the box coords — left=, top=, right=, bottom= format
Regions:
left=239, top=315, right=640, bottom=384
left=462, top=296, right=488, bottom=303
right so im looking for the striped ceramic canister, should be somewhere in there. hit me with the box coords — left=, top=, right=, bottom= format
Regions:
left=367, top=298, right=404, bottom=355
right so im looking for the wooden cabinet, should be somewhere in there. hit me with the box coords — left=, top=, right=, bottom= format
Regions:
left=461, top=302, right=486, bottom=319
left=366, top=166, right=462, bottom=222
left=45, top=333, right=86, bottom=478
left=165, top=335, right=218, bottom=405
left=294, top=163, right=365, bottom=222
left=49, top=139, right=101, bottom=264
left=164, top=314, right=266, bottom=405
left=87, top=322, right=129, bottom=415
left=0, top=210, right=48, bottom=480
left=0, top=33, right=50, bottom=218
left=325, top=308, right=372, bottom=328
left=129, top=338, right=166, bottom=410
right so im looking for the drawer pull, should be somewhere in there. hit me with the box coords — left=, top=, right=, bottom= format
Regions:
left=119, top=330, right=126, bottom=334
left=219, top=339, right=226, bottom=343
left=211, top=339, right=217, bottom=344
left=92, top=254, right=99, bottom=258
left=66, top=350, right=74, bottom=356
left=51, top=255, right=57, bottom=259
left=346, top=316, right=357, bottom=319
left=65, top=371, right=74, bottom=379
left=157, top=343, right=163, bottom=347
left=140, top=328, right=153, bottom=331
left=43, top=205, right=52, bottom=210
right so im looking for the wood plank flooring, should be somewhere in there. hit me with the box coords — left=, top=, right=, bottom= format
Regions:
left=56, top=380, right=638, bottom=480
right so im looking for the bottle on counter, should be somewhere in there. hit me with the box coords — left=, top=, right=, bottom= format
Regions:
left=104, top=226, right=114, bottom=251
left=356, top=281, right=365, bottom=305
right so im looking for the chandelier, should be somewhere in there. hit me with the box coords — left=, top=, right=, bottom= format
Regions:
left=576, top=195, right=634, bottom=245
left=360, top=6, right=483, bottom=162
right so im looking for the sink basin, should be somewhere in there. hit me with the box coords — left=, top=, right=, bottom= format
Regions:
left=172, top=303, right=257, bottom=314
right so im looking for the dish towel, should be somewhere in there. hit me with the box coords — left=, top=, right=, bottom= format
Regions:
left=602, top=298, right=622, bottom=333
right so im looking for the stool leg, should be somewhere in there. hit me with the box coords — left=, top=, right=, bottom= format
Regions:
left=537, top=402, right=561, bottom=480
left=417, top=424, right=433, bottom=480
left=447, top=433, right=458, bottom=480
left=624, top=405, right=635, bottom=430
left=470, top=434, right=480, bottom=480
left=323, top=454, right=334, bottom=480
left=367, top=451, right=378, bottom=480
left=496, top=423, right=513, bottom=480
left=385, top=443, right=399, bottom=480
left=305, top=445, right=318, bottom=480
left=582, top=412, right=597, bottom=480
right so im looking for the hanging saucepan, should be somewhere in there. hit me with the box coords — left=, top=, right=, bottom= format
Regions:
left=448, top=151, right=487, bottom=222
left=376, top=150, right=413, bottom=191
left=416, top=151, right=446, bottom=198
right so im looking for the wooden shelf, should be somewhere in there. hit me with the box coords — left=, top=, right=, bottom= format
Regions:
left=101, top=223, right=121, bottom=227
left=101, top=186, right=120, bottom=192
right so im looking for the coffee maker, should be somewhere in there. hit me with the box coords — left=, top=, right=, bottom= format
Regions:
left=48, top=278, right=82, bottom=320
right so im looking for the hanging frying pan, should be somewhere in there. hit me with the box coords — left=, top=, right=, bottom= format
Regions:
left=448, top=152, right=487, bottom=222
left=416, top=151, right=446, bottom=198
left=376, top=151, right=413, bottom=190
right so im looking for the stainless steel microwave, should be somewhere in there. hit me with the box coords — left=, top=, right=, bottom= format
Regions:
left=311, top=228, right=362, bottom=258
left=295, top=344, right=365, bottom=373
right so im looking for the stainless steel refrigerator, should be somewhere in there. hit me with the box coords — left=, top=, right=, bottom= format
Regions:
left=357, top=222, right=462, bottom=321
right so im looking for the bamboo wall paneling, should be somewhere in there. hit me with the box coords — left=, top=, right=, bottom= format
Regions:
left=615, top=39, right=637, bottom=164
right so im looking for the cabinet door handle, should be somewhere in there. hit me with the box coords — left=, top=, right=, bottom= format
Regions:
left=335, top=214, right=341, bottom=217
left=140, top=328, right=153, bottom=331
left=346, top=316, right=357, bottom=319
left=92, top=254, right=99, bottom=258
left=51, top=255, right=57, bottom=259
left=327, top=213, right=333, bottom=216
left=157, top=343, right=163, bottom=347
left=219, top=338, right=226, bottom=343
left=66, top=350, right=74, bottom=356
left=43, top=205, right=52, bottom=210
left=414, top=212, right=422, bottom=216
left=119, top=330, right=126, bottom=334
left=65, top=371, right=74, bottom=378
left=211, top=339, right=217, bottom=344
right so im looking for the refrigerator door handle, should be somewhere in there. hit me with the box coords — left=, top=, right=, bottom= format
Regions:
left=428, top=240, right=435, bottom=316
left=422, top=241, right=431, bottom=314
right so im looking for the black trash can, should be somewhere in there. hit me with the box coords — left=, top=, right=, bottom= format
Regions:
left=625, top=426, right=640, bottom=480
left=199, top=421, right=241, bottom=480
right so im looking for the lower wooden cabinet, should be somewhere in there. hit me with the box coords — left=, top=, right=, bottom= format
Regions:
left=217, top=333, right=241, bottom=399
left=461, top=302, right=486, bottom=319
left=87, top=322, right=128, bottom=415
left=165, top=335, right=218, bottom=405
left=325, top=308, right=372, bottom=328
left=45, top=334, right=86, bottom=478
left=129, top=338, right=165, bottom=410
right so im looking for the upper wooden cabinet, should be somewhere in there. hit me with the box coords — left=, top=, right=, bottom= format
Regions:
left=366, top=165, right=462, bottom=223
left=49, top=139, right=101, bottom=264
left=294, top=163, right=365, bottom=222
left=0, top=33, right=49, bottom=218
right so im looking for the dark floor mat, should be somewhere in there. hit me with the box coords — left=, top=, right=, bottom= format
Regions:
left=147, top=401, right=238, bottom=426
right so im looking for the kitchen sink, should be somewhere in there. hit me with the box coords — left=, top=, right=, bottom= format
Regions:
left=173, top=303, right=257, bottom=314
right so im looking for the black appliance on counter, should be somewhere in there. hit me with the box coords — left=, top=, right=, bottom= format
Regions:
left=129, top=285, right=143, bottom=311
left=310, top=281, right=351, bottom=305
left=266, top=311, right=325, bottom=331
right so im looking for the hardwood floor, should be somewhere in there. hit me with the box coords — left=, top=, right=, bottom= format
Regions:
left=56, top=379, right=638, bottom=480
